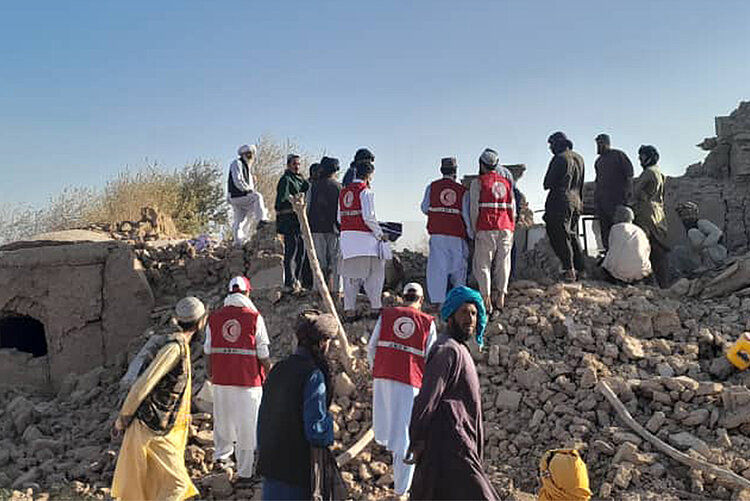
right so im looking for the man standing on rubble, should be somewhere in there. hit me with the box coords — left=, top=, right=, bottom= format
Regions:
left=407, top=286, right=498, bottom=501
left=257, top=311, right=338, bottom=499
left=470, top=148, right=515, bottom=315
left=111, top=296, right=206, bottom=501
left=228, top=144, right=270, bottom=248
left=420, top=157, right=472, bottom=307
left=633, top=145, right=670, bottom=288
left=543, top=131, right=585, bottom=282
left=204, top=276, right=271, bottom=488
left=339, top=151, right=388, bottom=322
left=308, top=156, right=343, bottom=295
left=367, top=283, right=437, bottom=497
left=594, top=134, right=634, bottom=251
left=276, top=154, right=312, bottom=291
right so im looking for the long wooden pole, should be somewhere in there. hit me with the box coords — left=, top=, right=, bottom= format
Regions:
left=291, top=193, right=355, bottom=374
left=598, top=381, right=750, bottom=490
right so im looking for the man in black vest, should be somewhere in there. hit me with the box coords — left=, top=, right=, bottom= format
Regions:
left=228, top=144, right=270, bottom=248
left=111, top=297, right=207, bottom=501
left=257, top=310, right=338, bottom=499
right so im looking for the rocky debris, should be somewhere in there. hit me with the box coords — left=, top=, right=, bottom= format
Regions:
left=82, top=206, right=179, bottom=242
left=8, top=221, right=750, bottom=500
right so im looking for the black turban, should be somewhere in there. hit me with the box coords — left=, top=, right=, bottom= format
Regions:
left=638, top=145, right=660, bottom=167
left=319, top=156, right=340, bottom=175
left=548, top=131, right=573, bottom=154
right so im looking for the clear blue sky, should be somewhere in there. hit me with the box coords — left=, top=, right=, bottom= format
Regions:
left=2, top=1, right=749, bottom=223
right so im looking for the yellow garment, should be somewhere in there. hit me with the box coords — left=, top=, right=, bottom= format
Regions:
left=538, top=449, right=591, bottom=501
left=111, top=339, right=198, bottom=501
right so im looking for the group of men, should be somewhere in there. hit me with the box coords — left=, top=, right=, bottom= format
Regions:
left=111, top=274, right=516, bottom=500
left=544, top=131, right=727, bottom=289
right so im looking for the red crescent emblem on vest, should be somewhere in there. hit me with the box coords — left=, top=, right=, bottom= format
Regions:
left=393, top=317, right=416, bottom=340
left=439, top=188, right=457, bottom=206
left=343, top=191, right=354, bottom=208
left=221, top=319, right=242, bottom=343
left=491, top=181, right=507, bottom=199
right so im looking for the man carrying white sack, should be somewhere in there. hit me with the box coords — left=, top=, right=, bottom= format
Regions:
left=204, top=276, right=271, bottom=488
left=367, top=283, right=437, bottom=497
left=228, top=144, right=270, bottom=248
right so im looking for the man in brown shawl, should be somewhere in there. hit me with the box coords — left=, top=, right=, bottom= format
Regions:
left=407, top=286, right=498, bottom=500
left=633, top=145, right=670, bottom=288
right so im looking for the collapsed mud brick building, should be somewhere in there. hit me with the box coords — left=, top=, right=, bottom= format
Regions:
left=0, top=238, right=154, bottom=392
left=664, top=102, right=750, bottom=251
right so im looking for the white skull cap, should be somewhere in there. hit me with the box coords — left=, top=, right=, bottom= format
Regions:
left=402, top=282, right=424, bottom=297
left=480, top=148, right=499, bottom=167
left=175, top=296, right=206, bottom=322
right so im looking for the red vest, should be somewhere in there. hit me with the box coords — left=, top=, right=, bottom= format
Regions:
left=373, top=306, right=433, bottom=388
left=208, top=306, right=264, bottom=387
left=427, top=178, right=468, bottom=238
left=339, top=182, right=371, bottom=233
left=477, top=171, right=515, bottom=232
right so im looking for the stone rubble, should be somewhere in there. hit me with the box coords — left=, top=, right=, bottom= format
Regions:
left=4, top=228, right=750, bottom=500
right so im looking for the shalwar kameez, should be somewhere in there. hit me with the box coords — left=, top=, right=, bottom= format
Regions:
left=339, top=178, right=385, bottom=312
left=204, top=292, right=269, bottom=479
left=367, top=305, right=437, bottom=495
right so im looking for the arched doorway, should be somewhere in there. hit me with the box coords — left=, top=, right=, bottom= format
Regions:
left=0, top=314, right=48, bottom=357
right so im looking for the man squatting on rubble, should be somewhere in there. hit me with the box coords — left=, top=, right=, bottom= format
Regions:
left=601, top=206, right=652, bottom=284
left=672, top=200, right=728, bottom=276
left=256, top=311, right=338, bottom=500
left=470, top=148, right=516, bottom=315
left=420, top=157, right=473, bottom=307
left=111, top=297, right=207, bottom=501
left=407, top=286, right=499, bottom=501
left=338, top=148, right=388, bottom=322
left=593, top=134, right=634, bottom=251
left=276, top=153, right=313, bottom=291
left=543, top=131, right=586, bottom=282
left=307, top=156, right=343, bottom=295
left=227, top=144, right=270, bottom=248
left=367, top=282, right=437, bottom=496
left=204, top=276, right=271, bottom=488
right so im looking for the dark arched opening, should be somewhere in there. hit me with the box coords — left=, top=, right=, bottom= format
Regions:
left=0, top=314, right=48, bottom=357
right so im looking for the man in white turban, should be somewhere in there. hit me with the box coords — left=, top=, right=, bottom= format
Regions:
left=228, top=144, right=270, bottom=248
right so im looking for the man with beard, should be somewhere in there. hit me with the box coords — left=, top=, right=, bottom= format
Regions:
left=543, top=132, right=585, bottom=281
left=407, top=286, right=499, bottom=501
left=256, top=310, right=338, bottom=499
left=593, top=134, right=634, bottom=250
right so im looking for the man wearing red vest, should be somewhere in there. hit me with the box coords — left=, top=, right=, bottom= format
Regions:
left=204, top=276, right=271, bottom=487
left=469, top=148, right=516, bottom=315
left=420, top=157, right=473, bottom=307
left=367, top=283, right=437, bottom=496
left=338, top=151, right=388, bottom=322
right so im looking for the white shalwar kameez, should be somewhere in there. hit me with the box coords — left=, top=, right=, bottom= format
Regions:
left=203, top=293, right=270, bottom=478
left=420, top=181, right=474, bottom=304
left=228, top=158, right=269, bottom=247
left=367, top=316, right=437, bottom=495
left=338, top=179, right=386, bottom=312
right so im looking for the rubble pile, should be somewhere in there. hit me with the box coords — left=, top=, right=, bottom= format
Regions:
left=477, top=280, right=750, bottom=500
left=83, top=207, right=180, bottom=243
left=5, top=216, right=750, bottom=500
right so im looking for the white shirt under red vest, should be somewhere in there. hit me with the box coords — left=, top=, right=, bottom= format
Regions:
left=205, top=294, right=269, bottom=387
left=338, top=178, right=383, bottom=259
left=369, top=306, right=436, bottom=388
